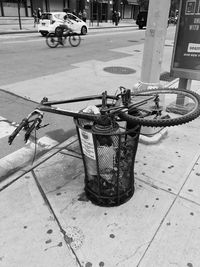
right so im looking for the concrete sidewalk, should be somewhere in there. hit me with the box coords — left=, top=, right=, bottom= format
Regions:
left=1, top=25, right=200, bottom=266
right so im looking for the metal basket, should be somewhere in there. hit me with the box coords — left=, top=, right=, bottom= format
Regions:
left=74, top=118, right=141, bottom=207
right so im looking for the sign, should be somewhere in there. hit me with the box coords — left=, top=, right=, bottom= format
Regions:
left=79, top=129, right=96, bottom=160
left=171, top=0, right=200, bottom=80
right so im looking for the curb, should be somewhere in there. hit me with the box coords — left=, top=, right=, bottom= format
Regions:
left=139, top=128, right=168, bottom=145
left=0, top=136, right=58, bottom=182
left=0, top=24, right=136, bottom=35
left=0, top=127, right=168, bottom=182
left=0, top=135, right=78, bottom=189
left=0, top=30, right=37, bottom=35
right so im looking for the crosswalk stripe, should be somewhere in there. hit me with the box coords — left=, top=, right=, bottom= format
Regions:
left=0, top=117, right=16, bottom=139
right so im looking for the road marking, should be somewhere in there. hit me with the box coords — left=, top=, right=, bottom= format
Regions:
left=0, top=117, right=16, bottom=138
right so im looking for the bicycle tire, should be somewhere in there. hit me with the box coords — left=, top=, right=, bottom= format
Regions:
left=46, top=33, right=59, bottom=48
left=69, top=35, right=81, bottom=47
left=118, top=88, right=200, bottom=127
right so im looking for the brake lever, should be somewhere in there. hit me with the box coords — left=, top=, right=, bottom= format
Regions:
left=37, top=123, right=49, bottom=129
left=8, top=118, right=28, bottom=145
left=24, top=112, right=48, bottom=143
left=8, top=109, right=45, bottom=145
left=24, top=117, right=42, bottom=143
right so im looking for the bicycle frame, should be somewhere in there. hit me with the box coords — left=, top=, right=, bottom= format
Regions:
left=37, top=91, right=155, bottom=119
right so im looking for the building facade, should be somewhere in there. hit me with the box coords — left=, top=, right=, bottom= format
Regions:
left=0, top=0, right=139, bottom=20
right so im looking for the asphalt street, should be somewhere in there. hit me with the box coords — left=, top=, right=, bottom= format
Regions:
left=0, top=28, right=146, bottom=85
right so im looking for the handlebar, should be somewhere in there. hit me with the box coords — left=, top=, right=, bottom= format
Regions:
left=8, top=118, right=28, bottom=145
left=24, top=114, right=43, bottom=143
left=8, top=109, right=44, bottom=145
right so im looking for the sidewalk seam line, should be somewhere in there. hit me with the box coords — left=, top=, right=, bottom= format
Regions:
left=31, top=169, right=82, bottom=266
left=136, top=149, right=200, bottom=266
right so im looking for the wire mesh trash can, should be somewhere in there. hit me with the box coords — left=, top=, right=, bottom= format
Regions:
left=74, top=118, right=141, bottom=207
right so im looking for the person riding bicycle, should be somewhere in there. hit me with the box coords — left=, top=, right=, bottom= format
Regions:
left=56, top=14, right=73, bottom=45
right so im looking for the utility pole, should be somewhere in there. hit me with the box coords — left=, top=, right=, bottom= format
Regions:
left=135, top=0, right=171, bottom=91
left=134, top=0, right=171, bottom=143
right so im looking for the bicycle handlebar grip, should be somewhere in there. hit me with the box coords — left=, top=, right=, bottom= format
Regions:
left=24, top=117, right=41, bottom=143
left=8, top=118, right=28, bottom=145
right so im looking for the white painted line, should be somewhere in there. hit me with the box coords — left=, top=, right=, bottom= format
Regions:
left=0, top=118, right=16, bottom=138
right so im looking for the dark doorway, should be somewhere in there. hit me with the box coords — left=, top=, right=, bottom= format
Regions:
left=91, top=2, right=108, bottom=22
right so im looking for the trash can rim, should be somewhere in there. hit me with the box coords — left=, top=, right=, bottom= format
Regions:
left=74, top=118, right=140, bottom=135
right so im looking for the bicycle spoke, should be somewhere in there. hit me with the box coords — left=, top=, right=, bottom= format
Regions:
left=46, top=34, right=59, bottom=48
left=119, top=88, right=200, bottom=127
left=69, top=35, right=81, bottom=47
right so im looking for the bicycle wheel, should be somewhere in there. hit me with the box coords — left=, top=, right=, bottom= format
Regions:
left=46, top=33, right=59, bottom=48
left=118, top=88, right=200, bottom=127
left=69, top=35, right=81, bottom=47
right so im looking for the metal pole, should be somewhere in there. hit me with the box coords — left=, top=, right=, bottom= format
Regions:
left=134, top=0, right=171, bottom=141
left=107, top=0, right=110, bottom=22
left=135, top=0, right=171, bottom=91
left=1, top=1, right=4, bottom=17
left=17, top=1, right=22, bottom=30
left=89, top=0, right=91, bottom=26
left=176, top=78, right=191, bottom=105
left=91, top=0, right=93, bottom=26
left=97, top=0, right=99, bottom=26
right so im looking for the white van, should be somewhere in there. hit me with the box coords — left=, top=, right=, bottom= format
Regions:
left=38, top=12, right=88, bottom=36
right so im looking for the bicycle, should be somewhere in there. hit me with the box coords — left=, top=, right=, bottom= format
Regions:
left=46, top=26, right=81, bottom=48
left=8, top=87, right=200, bottom=145
left=8, top=86, right=200, bottom=207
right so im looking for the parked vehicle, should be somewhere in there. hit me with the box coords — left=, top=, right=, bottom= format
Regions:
left=38, top=12, right=88, bottom=36
left=136, top=11, right=148, bottom=29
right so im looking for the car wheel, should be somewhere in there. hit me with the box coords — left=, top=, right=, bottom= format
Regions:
left=40, top=31, right=48, bottom=37
left=81, top=26, right=87, bottom=35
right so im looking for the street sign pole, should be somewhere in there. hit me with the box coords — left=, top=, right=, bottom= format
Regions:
left=170, top=0, right=200, bottom=112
